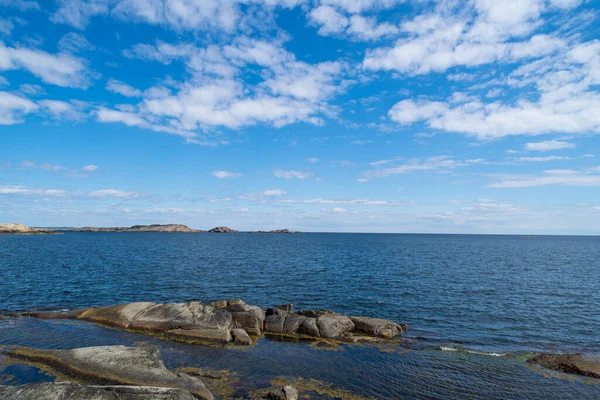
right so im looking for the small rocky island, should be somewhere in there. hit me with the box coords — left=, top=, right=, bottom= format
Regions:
left=249, top=229, right=302, bottom=234
left=208, top=226, right=239, bottom=233
left=0, top=223, right=61, bottom=235
left=71, top=224, right=203, bottom=232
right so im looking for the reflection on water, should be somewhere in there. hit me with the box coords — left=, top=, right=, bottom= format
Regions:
left=1, top=317, right=599, bottom=399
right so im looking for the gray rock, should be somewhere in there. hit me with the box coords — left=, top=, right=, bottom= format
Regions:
left=316, top=315, right=355, bottom=339
left=266, top=385, right=299, bottom=400
left=4, top=345, right=214, bottom=400
left=264, top=315, right=286, bottom=333
left=296, top=310, right=338, bottom=318
left=297, top=318, right=320, bottom=337
left=70, top=224, right=202, bottom=232
left=0, top=382, right=196, bottom=400
left=282, top=314, right=306, bottom=335
left=231, top=308, right=265, bottom=336
left=231, top=328, right=253, bottom=345
left=349, top=316, right=407, bottom=338
left=77, top=302, right=233, bottom=342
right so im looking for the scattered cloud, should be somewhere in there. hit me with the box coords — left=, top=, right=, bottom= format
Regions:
left=89, top=189, right=143, bottom=199
left=212, top=170, right=242, bottom=179
left=487, top=169, right=600, bottom=188
left=274, top=169, right=313, bottom=179
left=525, top=140, right=576, bottom=151
left=264, top=189, right=288, bottom=196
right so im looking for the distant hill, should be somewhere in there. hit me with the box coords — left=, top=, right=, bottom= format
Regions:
left=70, top=224, right=203, bottom=232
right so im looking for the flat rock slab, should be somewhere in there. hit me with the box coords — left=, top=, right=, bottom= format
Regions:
left=528, top=353, right=600, bottom=379
left=3, top=345, right=214, bottom=400
left=0, top=382, right=196, bottom=400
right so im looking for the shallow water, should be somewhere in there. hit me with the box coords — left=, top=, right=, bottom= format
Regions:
left=1, top=232, right=600, bottom=398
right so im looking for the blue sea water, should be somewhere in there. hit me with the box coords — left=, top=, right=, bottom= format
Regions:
left=1, top=232, right=600, bottom=398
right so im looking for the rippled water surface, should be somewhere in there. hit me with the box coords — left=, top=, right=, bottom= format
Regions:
left=1, top=232, right=600, bottom=398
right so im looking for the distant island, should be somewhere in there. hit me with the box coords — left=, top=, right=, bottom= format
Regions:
left=249, top=229, right=302, bottom=234
left=0, top=223, right=61, bottom=235
left=208, top=226, right=239, bottom=233
left=70, top=224, right=202, bottom=232
left=4, top=223, right=303, bottom=234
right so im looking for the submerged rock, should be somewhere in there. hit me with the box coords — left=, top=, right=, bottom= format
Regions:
left=266, top=385, right=299, bottom=400
left=4, top=345, right=214, bottom=400
left=0, top=223, right=60, bottom=235
left=0, top=382, right=197, bottom=400
left=208, top=226, right=239, bottom=233
left=350, top=316, right=408, bottom=338
left=70, top=224, right=202, bottom=232
left=528, top=353, right=600, bottom=379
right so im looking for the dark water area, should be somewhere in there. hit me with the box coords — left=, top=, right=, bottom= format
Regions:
left=1, top=232, right=600, bottom=398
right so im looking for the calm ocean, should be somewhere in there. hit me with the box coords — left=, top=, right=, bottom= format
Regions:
left=1, top=232, right=599, bottom=398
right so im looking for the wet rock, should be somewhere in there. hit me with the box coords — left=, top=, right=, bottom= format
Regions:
left=349, top=316, right=408, bottom=338
left=316, top=315, right=355, bottom=339
left=266, top=385, right=299, bottom=400
left=528, top=353, right=600, bottom=379
left=0, top=382, right=197, bottom=400
left=4, top=345, right=214, bottom=400
left=264, top=314, right=286, bottom=333
left=166, top=328, right=232, bottom=343
left=231, top=328, right=253, bottom=345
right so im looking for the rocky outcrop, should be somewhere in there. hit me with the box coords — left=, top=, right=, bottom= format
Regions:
left=25, top=300, right=406, bottom=344
left=263, top=305, right=407, bottom=340
left=70, top=224, right=202, bottom=232
left=266, top=385, right=299, bottom=400
left=0, top=223, right=61, bottom=235
left=528, top=353, right=600, bottom=379
left=4, top=345, right=214, bottom=400
left=0, top=382, right=197, bottom=400
left=249, top=229, right=302, bottom=234
left=208, top=226, right=239, bottom=233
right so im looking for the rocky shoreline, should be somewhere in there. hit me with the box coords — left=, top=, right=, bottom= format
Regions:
left=1, top=299, right=599, bottom=399
left=70, top=224, right=203, bottom=232
left=0, top=223, right=61, bottom=235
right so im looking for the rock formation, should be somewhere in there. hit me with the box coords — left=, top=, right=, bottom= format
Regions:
left=528, top=353, right=600, bottom=379
left=208, top=226, right=239, bottom=233
left=4, top=345, right=214, bottom=400
left=0, top=223, right=61, bottom=235
left=70, top=224, right=202, bottom=232
left=0, top=382, right=197, bottom=400
left=266, top=385, right=299, bottom=400
left=24, top=300, right=406, bottom=345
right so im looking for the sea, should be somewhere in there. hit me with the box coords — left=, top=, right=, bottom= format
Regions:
left=1, top=232, right=599, bottom=399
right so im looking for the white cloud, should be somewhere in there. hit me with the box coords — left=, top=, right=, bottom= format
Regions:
left=0, top=91, right=38, bottom=124
left=82, top=164, right=99, bottom=172
left=487, top=169, right=600, bottom=188
left=525, top=140, right=576, bottom=151
left=0, top=185, right=66, bottom=196
left=264, top=189, right=288, bottom=196
left=274, top=169, right=313, bottom=179
left=58, top=32, right=96, bottom=53
left=330, top=207, right=347, bottom=213
left=514, top=156, right=570, bottom=162
left=106, top=79, right=142, bottom=97
left=308, top=6, right=348, bottom=35
left=212, top=170, right=242, bottom=179
left=305, top=157, right=320, bottom=164
left=363, top=156, right=469, bottom=178
left=89, top=189, right=143, bottom=199
left=51, top=0, right=109, bottom=29
left=0, top=41, right=90, bottom=88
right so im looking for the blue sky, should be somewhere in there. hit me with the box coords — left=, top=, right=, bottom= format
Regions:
left=1, top=0, right=600, bottom=234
